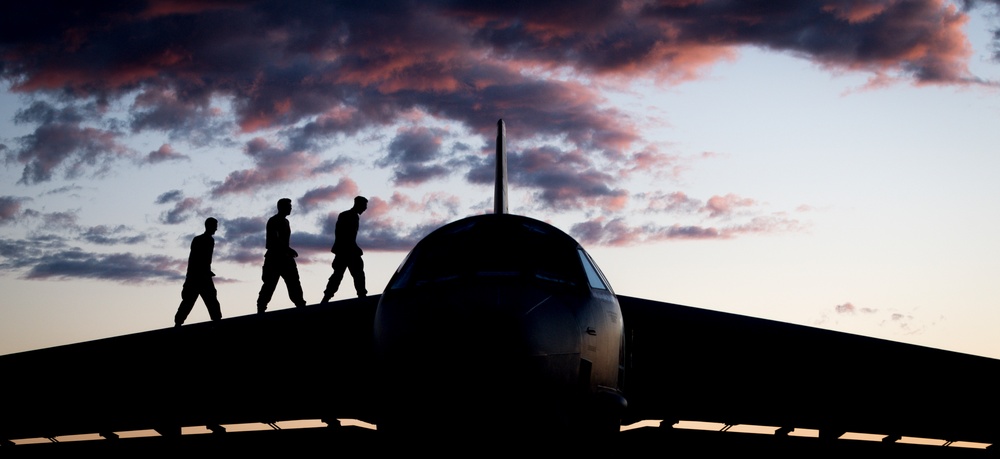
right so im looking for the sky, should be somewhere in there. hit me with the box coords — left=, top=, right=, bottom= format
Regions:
left=1, top=0, right=999, bottom=360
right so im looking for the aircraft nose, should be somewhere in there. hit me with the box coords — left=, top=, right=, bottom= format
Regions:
left=376, top=285, right=580, bottom=362
left=374, top=285, right=585, bottom=432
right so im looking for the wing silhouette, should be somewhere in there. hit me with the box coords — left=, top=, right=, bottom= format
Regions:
left=618, top=294, right=1000, bottom=445
left=0, top=296, right=379, bottom=442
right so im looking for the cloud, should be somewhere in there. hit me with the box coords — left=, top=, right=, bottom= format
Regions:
left=0, top=196, right=28, bottom=225
left=5, top=101, right=134, bottom=184
left=154, top=190, right=205, bottom=224
left=3, top=0, right=988, bottom=187
left=569, top=213, right=802, bottom=246
left=317, top=195, right=449, bottom=252
left=130, top=87, right=235, bottom=145
left=822, top=301, right=937, bottom=335
left=214, top=216, right=265, bottom=264
left=40, top=184, right=84, bottom=196
left=702, top=194, right=758, bottom=219
left=378, top=127, right=451, bottom=185
left=466, top=146, right=629, bottom=211
left=81, top=225, right=148, bottom=245
left=144, top=144, right=189, bottom=164
left=835, top=302, right=880, bottom=314
left=23, top=251, right=182, bottom=283
left=0, top=235, right=182, bottom=283
left=210, top=137, right=328, bottom=196
left=155, top=189, right=184, bottom=204
left=638, top=1, right=984, bottom=85
left=297, top=178, right=360, bottom=214
left=641, top=191, right=702, bottom=214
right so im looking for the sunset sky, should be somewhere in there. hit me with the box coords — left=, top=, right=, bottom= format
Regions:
left=2, top=0, right=999, bottom=359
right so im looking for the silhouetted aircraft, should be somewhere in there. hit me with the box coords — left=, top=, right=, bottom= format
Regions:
left=2, top=120, right=998, bottom=455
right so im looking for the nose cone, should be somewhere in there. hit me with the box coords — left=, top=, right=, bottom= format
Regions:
left=373, top=213, right=598, bottom=433
left=374, top=280, right=584, bottom=432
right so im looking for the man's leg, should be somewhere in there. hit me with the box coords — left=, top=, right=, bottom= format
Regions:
left=348, top=256, right=367, bottom=297
left=201, top=278, right=222, bottom=321
left=282, top=258, right=307, bottom=307
left=256, top=259, right=279, bottom=313
left=175, top=278, right=198, bottom=326
left=322, top=257, right=348, bottom=303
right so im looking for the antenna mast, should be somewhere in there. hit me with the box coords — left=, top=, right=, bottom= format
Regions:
left=494, top=119, right=508, bottom=215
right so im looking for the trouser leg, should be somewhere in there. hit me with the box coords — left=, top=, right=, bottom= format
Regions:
left=324, top=257, right=348, bottom=297
left=257, top=260, right=280, bottom=312
left=175, top=278, right=198, bottom=326
left=201, top=278, right=222, bottom=321
left=282, top=258, right=306, bottom=307
left=348, top=257, right=367, bottom=297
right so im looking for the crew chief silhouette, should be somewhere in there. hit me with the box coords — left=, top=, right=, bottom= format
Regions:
left=321, top=196, right=368, bottom=302
left=256, top=198, right=306, bottom=313
left=175, top=217, right=222, bottom=327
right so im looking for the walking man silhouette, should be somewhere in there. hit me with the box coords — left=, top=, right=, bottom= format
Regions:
left=175, top=217, right=222, bottom=327
left=256, top=198, right=306, bottom=313
left=321, top=196, right=368, bottom=302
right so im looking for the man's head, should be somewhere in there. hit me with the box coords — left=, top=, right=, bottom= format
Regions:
left=205, top=217, right=218, bottom=235
left=277, top=198, right=292, bottom=216
left=353, top=196, right=368, bottom=214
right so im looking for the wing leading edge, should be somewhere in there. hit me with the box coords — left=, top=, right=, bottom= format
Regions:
left=0, top=296, right=380, bottom=442
left=618, top=295, right=1000, bottom=444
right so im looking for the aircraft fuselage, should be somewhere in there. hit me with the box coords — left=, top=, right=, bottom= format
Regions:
left=374, top=214, right=626, bottom=433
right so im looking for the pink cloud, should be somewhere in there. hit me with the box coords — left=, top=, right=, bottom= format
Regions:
left=643, top=191, right=702, bottom=214
left=703, top=194, right=757, bottom=218
left=570, top=210, right=801, bottom=246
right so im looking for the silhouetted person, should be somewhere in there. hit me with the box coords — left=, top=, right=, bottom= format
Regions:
left=321, top=196, right=368, bottom=302
left=175, top=217, right=222, bottom=327
left=256, top=198, right=306, bottom=313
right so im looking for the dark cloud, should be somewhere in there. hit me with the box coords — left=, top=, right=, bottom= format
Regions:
left=24, top=250, right=182, bottom=283
left=33, top=210, right=79, bottom=232
left=163, top=198, right=202, bottom=224
left=7, top=121, right=132, bottom=185
left=0, top=196, right=28, bottom=224
left=155, top=189, right=184, bottom=204
left=40, top=184, right=84, bottom=196
left=0, top=235, right=182, bottom=283
left=467, top=146, right=629, bottom=211
left=144, top=143, right=189, bottom=164
left=81, top=224, right=147, bottom=245
left=130, top=87, right=235, bottom=145
left=638, top=1, right=985, bottom=84
left=297, top=178, right=359, bottom=213
left=3, top=0, right=987, bottom=188
left=210, top=137, right=329, bottom=197
left=214, top=216, right=265, bottom=264
left=378, top=127, right=451, bottom=185
left=5, top=101, right=133, bottom=184
left=154, top=190, right=205, bottom=224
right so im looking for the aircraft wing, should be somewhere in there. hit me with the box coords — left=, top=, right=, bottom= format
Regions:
left=0, top=296, right=380, bottom=442
left=617, top=295, right=1000, bottom=445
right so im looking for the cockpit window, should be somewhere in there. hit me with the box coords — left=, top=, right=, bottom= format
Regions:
left=578, top=249, right=610, bottom=291
left=389, top=218, right=587, bottom=289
